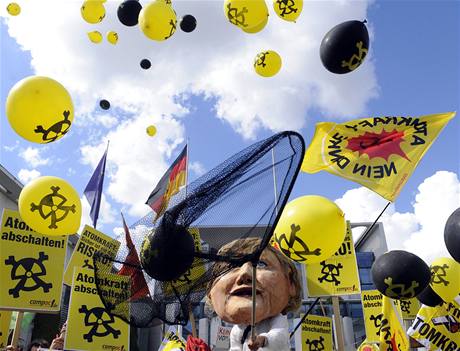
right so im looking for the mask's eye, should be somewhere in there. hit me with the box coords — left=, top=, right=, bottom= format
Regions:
left=257, top=260, right=268, bottom=268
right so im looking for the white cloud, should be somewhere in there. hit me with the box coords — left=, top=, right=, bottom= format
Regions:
left=3, top=142, right=19, bottom=152
left=17, top=169, right=41, bottom=184
left=94, top=113, right=119, bottom=129
left=335, top=171, right=460, bottom=263
left=19, top=147, right=50, bottom=167
left=80, top=115, right=185, bottom=216
left=189, top=161, right=206, bottom=177
left=3, top=0, right=378, bottom=216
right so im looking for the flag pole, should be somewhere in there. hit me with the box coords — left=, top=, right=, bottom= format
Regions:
left=12, top=311, right=23, bottom=348
left=184, top=138, right=197, bottom=336
left=250, top=149, right=279, bottom=342
left=332, top=296, right=345, bottom=351
left=95, top=140, right=109, bottom=230
left=272, top=148, right=278, bottom=214
left=185, top=138, right=189, bottom=198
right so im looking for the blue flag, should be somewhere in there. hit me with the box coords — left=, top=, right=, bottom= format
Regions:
left=84, top=146, right=108, bottom=228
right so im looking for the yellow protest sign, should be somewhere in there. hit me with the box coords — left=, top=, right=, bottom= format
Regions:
left=362, top=290, right=406, bottom=345
left=0, top=310, right=12, bottom=349
left=301, top=315, right=333, bottom=351
left=407, top=301, right=460, bottom=350
left=306, top=222, right=360, bottom=296
left=161, top=228, right=206, bottom=295
left=0, top=209, right=66, bottom=312
left=66, top=267, right=130, bottom=351
left=396, top=298, right=420, bottom=320
left=158, top=326, right=186, bottom=351
left=64, top=225, right=120, bottom=286
left=362, top=290, right=384, bottom=343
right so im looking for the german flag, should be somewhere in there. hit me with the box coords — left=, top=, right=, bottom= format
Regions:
left=145, top=145, right=187, bottom=220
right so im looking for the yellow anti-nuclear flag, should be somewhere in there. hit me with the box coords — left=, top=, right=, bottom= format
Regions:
left=379, top=296, right=409, bottom=351
left=302, top=112, right=455, bottom=201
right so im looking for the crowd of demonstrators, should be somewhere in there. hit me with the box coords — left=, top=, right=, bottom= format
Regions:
left=5, top=321, right=65, bottom=351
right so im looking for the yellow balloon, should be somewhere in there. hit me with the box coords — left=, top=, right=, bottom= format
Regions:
left=224, top=0, right=268, bottom=30
left=272, top=0, right=302, bottom=22
left=6, top=76, right=74, bottom=144
left=429, top=257, right=460, bottom=304
left=6, top=2, right=21, bottom=16
left=87, top=31, right=103, bottom=43
left=18, top=176, right=82, bottom=236
left=254, top=50, right=282, bottom=77
left=138, top=0, right=177, bottom=42
left=242, top=14, right=268, bottom=33
left=81, top=0, right=106, bottom=24
left=146, top=125, right=157, bottom=137
left=273, top=195, right=346, bottom=265
left=107, top=31, right=118, bottom=45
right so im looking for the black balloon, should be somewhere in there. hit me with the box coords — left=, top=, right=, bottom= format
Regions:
left=117, top=0, right=142, bottom=27
left=140, top=224, right=195, bottom=281
left=320, top=20, right=369, bottom=74
left=180, top=14, right=197, bottom=33
left=371, top=250, right=431, bottom=300
left=99, top=99, right=110, bottom=110
left=140, top=59, right=151, bottom=69
left=417, top=284, right=444, bottom=307
left=444, top=207, right=460, bottom=263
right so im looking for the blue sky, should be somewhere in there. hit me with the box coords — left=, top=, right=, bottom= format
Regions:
left=1, top=0, right=459, bottom=263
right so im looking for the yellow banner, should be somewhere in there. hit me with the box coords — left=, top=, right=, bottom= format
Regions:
left=65, top=267, right=130, bottom=351
left=0, top=209, right=66, bottom=312
left=302, top=112, right=455, bottom=201
left=64, top=225, right=120, bottom=286
left=408, top=301, right=460, bottom=350
left=162, top=228, right=206, bottom=295
left=379, top=296, right=409, bottom=351
left=0, top=310, right=12, bottom=349
left=301, top=315, right=333, bottom=351
left=395, top=298, right=420, bottom=320
left=306, top=222, right=360, bottom=296
left=158, top=326, right=186, bottom=351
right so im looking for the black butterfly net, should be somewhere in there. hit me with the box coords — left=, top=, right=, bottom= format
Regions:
left=93, top=131, right=305, bottom=327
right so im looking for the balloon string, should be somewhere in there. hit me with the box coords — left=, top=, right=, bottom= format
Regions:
left=289, top=200, right=391, bottom=339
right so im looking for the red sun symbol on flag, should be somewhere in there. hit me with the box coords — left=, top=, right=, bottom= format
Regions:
left=346, top=129, right=410, bottom=161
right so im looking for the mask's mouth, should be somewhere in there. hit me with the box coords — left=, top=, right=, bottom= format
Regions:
left=230, top=286, right=262, bottom=297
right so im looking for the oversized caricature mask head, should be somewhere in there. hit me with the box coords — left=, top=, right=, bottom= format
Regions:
left=207, top=238, right=301, bottom=325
